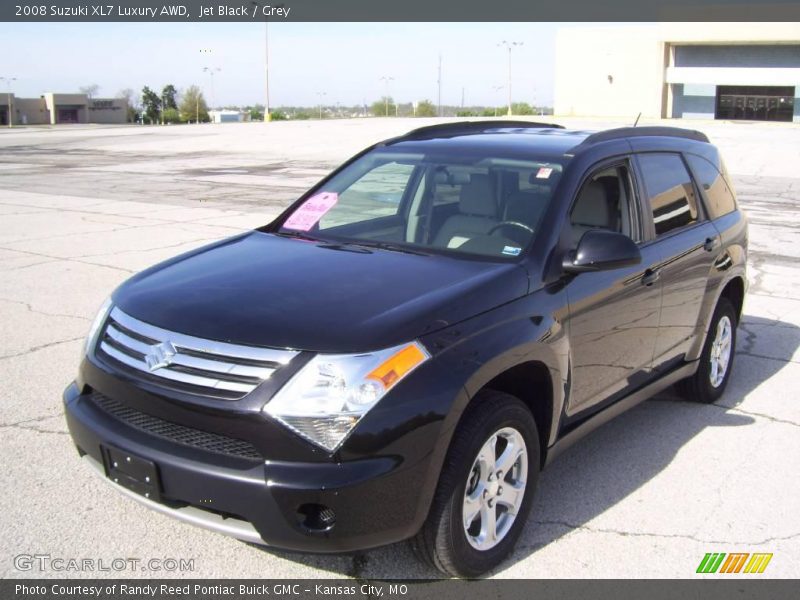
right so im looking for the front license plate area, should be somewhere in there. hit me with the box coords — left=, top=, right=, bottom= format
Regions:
left=101, top=445, right=161, bottom=502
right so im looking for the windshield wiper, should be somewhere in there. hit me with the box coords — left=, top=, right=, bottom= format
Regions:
left=273, top=230, right=322, bottom=242
left=349, top=240, right=431, bottom=256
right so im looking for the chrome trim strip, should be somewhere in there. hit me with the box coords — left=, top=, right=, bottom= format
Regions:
left=109, top=307, right=297, bottom=364
left=106, top=325, right=275, bottom=380
left=105, top=324, right=151, bottom=355
left=82, top=455, right=265, bottom=545
left=100, top=342, right=255, bottom=394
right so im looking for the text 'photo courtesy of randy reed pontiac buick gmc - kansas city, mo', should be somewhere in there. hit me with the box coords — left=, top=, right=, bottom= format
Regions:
left=64, top=121, right=747, bottom=577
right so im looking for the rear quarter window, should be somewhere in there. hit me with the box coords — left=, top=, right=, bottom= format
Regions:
left=685, top=154, right=737, bottom=219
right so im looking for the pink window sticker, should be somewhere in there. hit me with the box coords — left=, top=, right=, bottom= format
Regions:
left=536, top=167, right=553, bottom=179
left=283, top=192, right=339, bottom=231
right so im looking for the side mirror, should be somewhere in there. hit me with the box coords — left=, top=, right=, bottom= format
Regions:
left=562, top=229, right=641, bottom=274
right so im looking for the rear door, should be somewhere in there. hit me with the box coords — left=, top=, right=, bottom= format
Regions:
left=633, top=152, right=721, bottom=372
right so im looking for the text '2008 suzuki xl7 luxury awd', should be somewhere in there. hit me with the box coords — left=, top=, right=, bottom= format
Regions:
left=65, top=122, right=747, bottom=576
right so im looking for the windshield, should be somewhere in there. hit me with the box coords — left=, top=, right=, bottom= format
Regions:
left=277, top=148, right=566, bottom=259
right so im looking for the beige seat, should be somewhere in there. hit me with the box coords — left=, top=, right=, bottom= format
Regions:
left=433, top=175, right=498, bottom=248
left=570, top=180, right=613, bottom=246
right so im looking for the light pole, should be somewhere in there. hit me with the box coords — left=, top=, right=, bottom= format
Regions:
left=250, top=3, right=271, bottom=122
left=379, top=76, right=394, bottom=117
left=316, top=92, right=327, bottom=120
left=0, top=77, right=17, bottom=127
left=498, top=41, right=523, bottom=116
left=202, top=66, right=221, bottom=116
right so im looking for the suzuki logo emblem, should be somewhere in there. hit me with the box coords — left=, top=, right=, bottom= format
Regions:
left=145, top=341, right=177, bottom=371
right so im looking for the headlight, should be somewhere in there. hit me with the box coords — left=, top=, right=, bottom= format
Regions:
left=85, top=297, right=113, bottom=356
left=264, top=341, right=430, bottom=452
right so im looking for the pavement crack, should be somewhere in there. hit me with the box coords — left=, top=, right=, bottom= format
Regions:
left=527, top=519, right=800, bottom=546
left=0, top=414, right=67, bottom=436
left=0, top=336, right=84, bottom=360
left=0, top=245, right=134, bottom=273
left=0, top=297, right=90, bottom=321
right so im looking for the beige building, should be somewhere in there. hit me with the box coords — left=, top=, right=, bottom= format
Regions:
left=554, top=23, right=800, bottom=122
left=0, top=92, right=128, bottom=126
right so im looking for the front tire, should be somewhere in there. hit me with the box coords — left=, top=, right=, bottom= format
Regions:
left=678, top=297, right=737, bottom=403
left=411, top=390, right=540, bottom=577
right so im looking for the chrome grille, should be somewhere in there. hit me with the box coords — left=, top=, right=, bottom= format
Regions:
left=96, top=307, right=298, bottom=399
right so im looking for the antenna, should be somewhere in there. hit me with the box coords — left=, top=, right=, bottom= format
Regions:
left=633, top=112, right=641, bottom=127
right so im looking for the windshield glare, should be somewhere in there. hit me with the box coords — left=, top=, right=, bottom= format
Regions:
left=279, top=150, right=565, bottom=259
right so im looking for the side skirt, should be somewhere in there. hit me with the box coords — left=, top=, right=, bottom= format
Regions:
left=544, top=360, right=699, bottom=467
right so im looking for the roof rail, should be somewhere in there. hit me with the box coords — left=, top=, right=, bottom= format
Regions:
left=578, top=126, right=709, bottom=146
left=401, top=120, right=565, bottom=140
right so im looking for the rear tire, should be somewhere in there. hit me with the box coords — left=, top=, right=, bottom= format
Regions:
left=677, top=297, right=737, bottom=404
left=411, top=390, right=540, bottom=577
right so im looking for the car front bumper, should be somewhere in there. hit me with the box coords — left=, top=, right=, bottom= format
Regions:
left=63, top=381, right=431, bottom=553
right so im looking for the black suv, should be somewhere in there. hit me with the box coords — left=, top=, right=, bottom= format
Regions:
left=64, top=122, right=747, bottom=577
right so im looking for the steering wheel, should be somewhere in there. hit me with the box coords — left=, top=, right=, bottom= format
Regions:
left=488, top=221, right=534, bottom=236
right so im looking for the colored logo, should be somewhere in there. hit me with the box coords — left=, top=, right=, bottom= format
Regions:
left=696, top=552, right=773, bottom=574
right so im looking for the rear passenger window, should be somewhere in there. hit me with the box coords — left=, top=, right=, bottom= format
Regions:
left=638, top=153, right=701, bottom=236
left=685, top=154, right=737, bottom=219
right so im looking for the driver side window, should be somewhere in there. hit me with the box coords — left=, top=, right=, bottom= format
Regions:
left=569, top=164, right=639, bottom=247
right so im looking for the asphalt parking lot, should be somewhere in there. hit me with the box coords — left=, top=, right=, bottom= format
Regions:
left=0, top=117, right=798, bottom=579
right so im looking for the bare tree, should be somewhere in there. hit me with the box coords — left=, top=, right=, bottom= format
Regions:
left=79, top=84, right=100, bottom=99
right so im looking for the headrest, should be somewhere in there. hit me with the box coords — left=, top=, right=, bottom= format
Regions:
left=459, top=174, right=495, bottom=217
left=572, top=180, right=611, bottom=227
left=505, top=190, right=548, bottom=226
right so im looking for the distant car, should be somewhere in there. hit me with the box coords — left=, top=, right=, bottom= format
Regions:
left=65, top=121, right=747, bottom=576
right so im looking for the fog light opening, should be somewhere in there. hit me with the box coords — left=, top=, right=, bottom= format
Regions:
left=297, top=503, right=336, bottom=532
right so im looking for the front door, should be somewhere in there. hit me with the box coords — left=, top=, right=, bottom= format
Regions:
left=564, top=160, right=663, bottom=416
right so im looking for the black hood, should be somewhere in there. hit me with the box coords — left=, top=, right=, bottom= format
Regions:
left=113, top=232, right=529, bottom=353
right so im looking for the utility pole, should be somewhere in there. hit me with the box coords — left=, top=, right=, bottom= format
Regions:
left=316, top=91, right=326, bottom=119
left=498, top=41, right=523, bottom=116
left=492, top=85, right=504, bottom=117
left=264, top=20, right=270, bottom=121
left=379, top=76, right=394, bottom=117
left=202, top=66, right=221, bottom=114
left=0, top=77, right=16, bottom=127
left=461, top=87, right=465, bottom=108
left=437, top=54, right=442, bottom=117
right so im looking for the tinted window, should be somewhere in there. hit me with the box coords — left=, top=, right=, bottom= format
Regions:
left=638, top=153, right=700, bottom=236
left=319, top=161, right=414, bottom=228
left=570, top=164, right=639, bottom=246
left=685, top=154, right=737, bottom=219
left=279, top=149, right=566, bottom=259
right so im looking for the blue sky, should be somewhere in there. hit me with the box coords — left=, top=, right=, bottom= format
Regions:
left=0, top=22, right=584, bottom=108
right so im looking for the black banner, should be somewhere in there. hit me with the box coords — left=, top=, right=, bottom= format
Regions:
left=3, top=0, right=800, bottom=22
left=2, top=580, right=797, bottom=600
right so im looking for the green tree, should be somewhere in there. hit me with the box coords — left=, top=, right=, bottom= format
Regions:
left=162, top=108, right=181, bottom=124
left=161, top=84, right=178, bottom=110
left=270, top=110, right=288, bottom=121
left=370, top=96, right=396, bottom=117
left=179, top=85, right=209, bottom=123
left=141, top=86, right=161, bottom=124
left=416, top=100, right=437, bottom=117
left=510, top=102, right=534, bottom=115
left=248, top=106, right=264, bottom=121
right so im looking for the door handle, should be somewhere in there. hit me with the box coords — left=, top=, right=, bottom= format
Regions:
left=704, top=237, right=720, bottom=252
left=641, top=269, right=660, bottom=286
